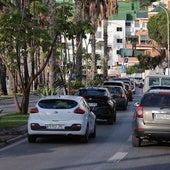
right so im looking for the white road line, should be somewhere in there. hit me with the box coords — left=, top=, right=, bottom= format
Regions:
left=0, top=138, right=27, bottom=152
left=108, top=152, right=128, bottom=163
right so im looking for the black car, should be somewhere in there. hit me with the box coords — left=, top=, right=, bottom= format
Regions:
left=103, top=85, right=128, bottom=110
left=75, top=87, right=117, bottom=124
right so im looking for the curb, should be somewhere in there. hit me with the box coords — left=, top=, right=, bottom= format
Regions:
left=0, top=125, right=27, bottom=149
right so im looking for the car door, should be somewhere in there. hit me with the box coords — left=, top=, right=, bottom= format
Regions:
left=81, top=98, right=95, bottom=133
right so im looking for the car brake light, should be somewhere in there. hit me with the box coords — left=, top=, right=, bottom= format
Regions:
left=119, top=93, right=125, bottom=98
left=136, top=106, right=143, bottom=118
left=71, top=124, right=81, bottom=130
left=30, top=107, right=39, bottom=113
left=159, top=92, right=170, bottom=94
left=74, top=107, right=85, bottom=114
left=31, top=123, right=41, bottom=130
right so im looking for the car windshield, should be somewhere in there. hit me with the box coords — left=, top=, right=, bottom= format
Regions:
left=161, top=78, right=170, bottom=86
left=78, top=89, right=107, bottom=97
left=149, top=77, right=159, bottom=86
left=106, top=87, right=122, bottom=95
left=38, top=99, right=78, bottom=109
left=140, top=93, right=170, bottom=107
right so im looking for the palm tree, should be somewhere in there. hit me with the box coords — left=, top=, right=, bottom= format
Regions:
left=81, top=0, right=118, bottom=81
left=102, top=0, right=118, bottom=80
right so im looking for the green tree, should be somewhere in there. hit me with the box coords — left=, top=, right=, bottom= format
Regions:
left=138, top=54, right=163, bottom=70
left=0, top=1, right=57, bottom=114
left=147, top=11, right=170, bottom=49
left=127, top=54, right=163, bottom=74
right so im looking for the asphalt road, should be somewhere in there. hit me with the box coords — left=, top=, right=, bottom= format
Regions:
left=0, top=95, right=40, bottom=115
left=0, top=88, right=170, bottom=170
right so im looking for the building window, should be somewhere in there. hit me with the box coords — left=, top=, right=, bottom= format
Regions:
left=117, top=27, right=122, bottom=31
left=117, top=39, right=122, bottom=43
left=126, top=22, right=131, bottom=27
left=116, top=50, right=120, bottom=54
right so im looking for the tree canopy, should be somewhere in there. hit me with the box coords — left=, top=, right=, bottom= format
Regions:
left=147, top=10, right=170, bottom=49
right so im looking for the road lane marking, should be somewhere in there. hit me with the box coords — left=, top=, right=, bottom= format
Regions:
left=108, top=152, right=128, bottom=163
left=0, top=138, right=27, bottom=152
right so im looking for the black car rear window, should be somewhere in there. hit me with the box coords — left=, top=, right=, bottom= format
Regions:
left=103, top=82, right=123, bottom=86
left=78, top=89, right=107, bottom=97
left=38, top=99, right=78, bottom=109
left=140, top=93, right=170, bottom=107
left=106, top=87, right=122, bottom=94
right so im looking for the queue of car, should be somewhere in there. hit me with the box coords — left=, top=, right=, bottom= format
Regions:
left=27, top=74, right=170, bottom=146
left=27, top=76, right=135, bottom=144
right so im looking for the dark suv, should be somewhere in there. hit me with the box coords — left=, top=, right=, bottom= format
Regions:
left=75, top=87, right=116, bottom=124
left=132, top=89, right=170, bottom=147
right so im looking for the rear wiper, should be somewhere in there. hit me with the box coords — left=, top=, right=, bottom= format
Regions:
left=160, top=106, right=170, bottom=109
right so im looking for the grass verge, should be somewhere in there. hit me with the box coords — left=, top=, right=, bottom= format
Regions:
left=0, top=113, right=29, bottom=129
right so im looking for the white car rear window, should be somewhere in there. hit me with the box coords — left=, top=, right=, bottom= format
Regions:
left=38, top=99, right=78, bottom=109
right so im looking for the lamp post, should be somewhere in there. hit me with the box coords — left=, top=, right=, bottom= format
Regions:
left=158, top=5, right=169, bottom=75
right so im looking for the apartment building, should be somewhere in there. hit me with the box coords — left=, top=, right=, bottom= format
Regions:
left=95, top=0, right=169, bottom=77
left=96, top=0, right=141, bottom=76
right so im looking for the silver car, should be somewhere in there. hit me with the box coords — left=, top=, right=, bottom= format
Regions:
left=132, top=89, right=170, bottom=147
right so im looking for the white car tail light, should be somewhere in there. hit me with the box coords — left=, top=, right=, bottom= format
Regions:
left=30, top=107, right=39, bottom=114
left=74, top=107, right=85, bottom=114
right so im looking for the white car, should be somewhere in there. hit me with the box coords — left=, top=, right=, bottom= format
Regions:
left=27, top=95, right=96, bottom=143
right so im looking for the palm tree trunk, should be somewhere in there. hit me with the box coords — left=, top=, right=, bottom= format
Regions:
left=75, top=0, right=83, bottom=81
left=91, top=34, right=97, bottom=80
left=48, top=0, right=57, bottom=88
left=103, top=18, right=108, bottom=80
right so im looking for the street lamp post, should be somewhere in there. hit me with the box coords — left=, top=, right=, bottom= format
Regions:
left=158, top=5, right=169, bottom=75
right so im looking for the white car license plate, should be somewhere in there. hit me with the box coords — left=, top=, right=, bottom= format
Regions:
left=154, top=113, right=170, bottom=120
left=89, top=103, right=97, bottom=107
left=46, top=124, right=65, bottom=129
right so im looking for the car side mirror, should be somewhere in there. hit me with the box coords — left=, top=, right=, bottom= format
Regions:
left=134, top=102, right=140, bottom=107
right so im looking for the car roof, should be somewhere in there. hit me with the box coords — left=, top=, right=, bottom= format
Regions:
left=78, top=86, right=108, bottom=90
left=145, top=88, right=170, bottom=94
left=147, top=85, right=170, bottom=92
left=103, top=80, right=124, bottom=84
left=39, top=95, right=83, bottom=101
left=103, top=85, right=123, bottom=88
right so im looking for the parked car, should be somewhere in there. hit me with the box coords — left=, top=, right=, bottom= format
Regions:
left=103, top=85, right=128, bottom=110
left=75, top=87, right=117, bottom=124
left=27, top=95, right=96, bottom=143
left=132, top=88, right=170, bottom=147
